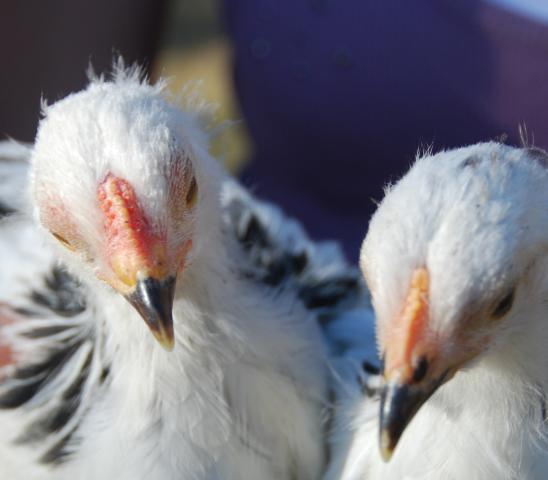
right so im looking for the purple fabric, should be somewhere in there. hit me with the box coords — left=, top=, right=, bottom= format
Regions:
left=223, top=0, right=548, bottom=260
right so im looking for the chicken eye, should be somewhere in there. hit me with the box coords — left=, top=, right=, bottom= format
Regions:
left=185, top=177, right=198, bottom=208
left=52, top=232, right=76, bottom=251
left=491, top=288, right=515, bottom=320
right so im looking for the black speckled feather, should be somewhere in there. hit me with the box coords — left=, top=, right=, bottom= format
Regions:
left=0, top=267, right=108, bottom=465
left=225, top=188, right=363, bottom=327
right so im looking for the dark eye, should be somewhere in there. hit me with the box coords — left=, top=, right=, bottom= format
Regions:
left=491, top=288, right=515, bottom=319
left=185, top=177, right=198, bottom=208
left=51, top=232, right=74, bottom=249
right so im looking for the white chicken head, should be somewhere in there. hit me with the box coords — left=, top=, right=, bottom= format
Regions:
left=30, top=67, right=220, bottom=351
left=361, top=142, right=548, bottom=460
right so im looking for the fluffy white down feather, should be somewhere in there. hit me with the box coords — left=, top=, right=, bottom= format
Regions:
left=325, top=143, right=548, bottom=480
left=0, top=68, right=375, bottom=480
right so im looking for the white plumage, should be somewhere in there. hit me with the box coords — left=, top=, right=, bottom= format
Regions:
left=0, top=66, right=372, bottom=479
left=326, top=142, right=548, bottom=480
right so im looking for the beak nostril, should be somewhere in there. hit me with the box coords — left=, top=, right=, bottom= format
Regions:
left=412, top=356, right=428, bottom=383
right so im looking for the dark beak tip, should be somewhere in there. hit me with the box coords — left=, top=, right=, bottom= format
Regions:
left=378, top=382, right=419, bottom=461
left=379, top=372, right=449, bottom=461
left=125, top=276, right=176, bottom=350
left=156, top=332, right=175, bottom=352
left=379, top=437, right=394, bottom=463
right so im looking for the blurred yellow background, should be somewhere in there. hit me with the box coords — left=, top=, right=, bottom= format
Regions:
left=153, top=0, right=250, bottom=173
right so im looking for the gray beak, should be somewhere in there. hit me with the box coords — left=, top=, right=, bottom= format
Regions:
left=379, top=370, right=451, bottom=461
left=125, top=276, right=176, bottom=351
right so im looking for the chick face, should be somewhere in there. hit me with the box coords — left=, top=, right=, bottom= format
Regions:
left=360, top=143, right=548, bottom=460
left=31, top=74, right=205, bottom=350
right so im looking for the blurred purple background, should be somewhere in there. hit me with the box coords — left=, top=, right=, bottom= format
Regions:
left=225, top=0, right=548, bottom=258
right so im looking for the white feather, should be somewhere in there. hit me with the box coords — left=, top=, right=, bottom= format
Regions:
left=0, top=67, right=364, bottom=479
left=326, top=143, right=548, bottom=480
